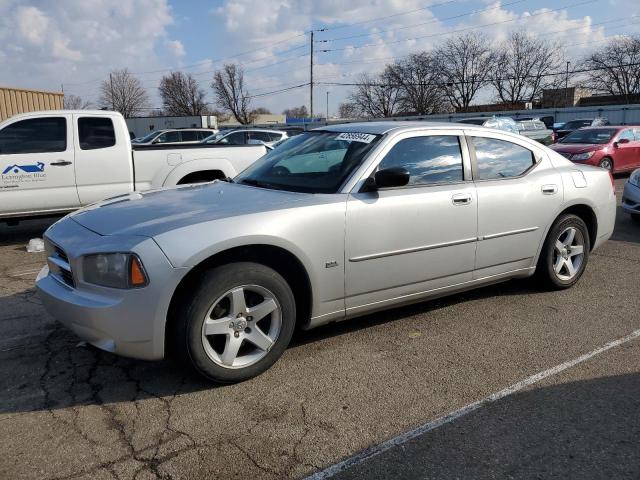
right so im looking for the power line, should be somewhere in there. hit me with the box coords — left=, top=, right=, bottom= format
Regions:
left=316, top=0, right=527, bottom=44
left=313, top=16, right=640, bottom=71
left=319, top=0, right=598, bottom=53
left=315, top=0, right=460, bottom=33
left=315, top=61, right=640, bottom=88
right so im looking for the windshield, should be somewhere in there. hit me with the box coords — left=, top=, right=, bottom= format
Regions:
left=135, top=131, right=161, bottom=143
left=560, top=128, right=617, bottom=144
left=235, top=131, right=381, bottom=193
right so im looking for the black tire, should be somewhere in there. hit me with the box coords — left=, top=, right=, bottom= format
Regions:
left=598, top=157, right=613, bottom=172
left=173, top=262, right=296, bottom=383
left=631, top=213, right=640, bottom=224
left=536, top=214, right=590, bottom=290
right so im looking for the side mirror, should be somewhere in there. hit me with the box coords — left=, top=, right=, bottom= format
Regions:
left=363, top=167, right=410, bottom=191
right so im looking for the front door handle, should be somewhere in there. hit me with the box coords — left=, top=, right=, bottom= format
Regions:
left=541, top=184, right=558, bottom=195
left=50, top=160, right=72, bottom=166
left=452, top=193, right=472, bottom=205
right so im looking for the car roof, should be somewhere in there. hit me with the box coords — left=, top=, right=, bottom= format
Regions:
left=223, top=128, right=287, bottom=134
left=317, top=120, right=526, bottom=135
left=318, top=121, right=465, bottom=135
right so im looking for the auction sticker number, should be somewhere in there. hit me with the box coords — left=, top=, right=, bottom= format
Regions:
left=335, top=132, right=376, bottom=143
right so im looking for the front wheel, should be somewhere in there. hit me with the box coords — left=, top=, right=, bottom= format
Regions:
left=598, top=157, right=613, bottom=172
left=174, top=262, right=296, bottom=383
left=536, top=214, right=590, bottom=290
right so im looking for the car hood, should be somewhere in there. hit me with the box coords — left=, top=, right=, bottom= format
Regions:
left=549, top=143, right=602, bottom=154
left=69, top=182, right=313, bottom=237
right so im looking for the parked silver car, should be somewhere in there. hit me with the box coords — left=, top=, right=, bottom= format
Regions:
left=131, top=128, right=217, bottom=145
left=202, top=128, right=288, bottom=147
left=36, top=122, right=616, bottom=383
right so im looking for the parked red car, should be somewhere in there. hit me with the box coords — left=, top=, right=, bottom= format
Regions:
left=549, top=126, right=640, bottom=173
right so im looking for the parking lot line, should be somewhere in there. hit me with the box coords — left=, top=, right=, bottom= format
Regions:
left=306, top=327, right=640, bottom=480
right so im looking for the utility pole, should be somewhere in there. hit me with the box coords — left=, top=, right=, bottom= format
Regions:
left=310, top=30, right=314, bottom=120
left=565, top=61, right=570, bottom=107
left=109, top=73, right=115, bottom=111
left=326, top=91, right=329, bottom=120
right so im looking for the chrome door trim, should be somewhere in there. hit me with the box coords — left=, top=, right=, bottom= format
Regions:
left=480, top=226, right=539, bottom=240
left=349, top=237, right=478, bottom=262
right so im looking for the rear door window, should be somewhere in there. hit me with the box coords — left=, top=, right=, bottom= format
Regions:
left=156, top=131, right=181, bottom=143
left=471, top=137, right=536, bottom=180
left=78, top=117, right=116, bottom=150
left=0, top=117, right=67, bottom=154
left=180, top=131, right=199, bottom=142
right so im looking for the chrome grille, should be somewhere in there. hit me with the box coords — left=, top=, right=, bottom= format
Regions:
left=46, top=239, right=75, bottom=288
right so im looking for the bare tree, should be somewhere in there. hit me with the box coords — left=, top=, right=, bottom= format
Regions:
left=338, top=102, right=359, bottom=118
left=490, top=32, right=565, bottom=104
left=582, top=36, right=640, bottom=100
left=433, top=33, right=496, bottom=111
left=251, top=107, right=271, bottom=115
left=212, top=64, right=254, bottom=124
left=386, top=52, right=448, bottom=114
left=99, top=69, right=149, bottom=118
left=158, top=72, right=207, bottom=116
left=348, top=71, right=402, bottom=118
left=63, top=94, right=92, bottom=109
left=282, top=105, right=309, bottom=118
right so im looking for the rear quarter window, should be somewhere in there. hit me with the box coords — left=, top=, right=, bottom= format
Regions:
left=78, top=117, right=116, bottom=150
left=471, top=137, right=536, bottom=180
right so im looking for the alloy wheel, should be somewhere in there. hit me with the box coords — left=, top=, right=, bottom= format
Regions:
left=201, top=284, right=282, bottom=369
left=552, top=227, right=585, bottom=281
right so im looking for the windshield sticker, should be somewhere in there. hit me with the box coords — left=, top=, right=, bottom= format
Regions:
left=335, top=132, right=376, bottom=144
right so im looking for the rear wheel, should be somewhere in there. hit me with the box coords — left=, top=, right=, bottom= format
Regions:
left=537, top=214, right=590, bottom=289
left=598, top=157, right=613, bottom=172
left=174, top=262, right=296, bottom=383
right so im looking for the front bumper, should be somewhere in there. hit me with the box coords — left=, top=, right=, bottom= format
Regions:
left=35, top=217, right=186, bottom=360
left=622, top=180, right=640, bottom=215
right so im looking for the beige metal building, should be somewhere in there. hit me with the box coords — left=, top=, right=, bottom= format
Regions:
left=0, top=86, right=64, bottom=122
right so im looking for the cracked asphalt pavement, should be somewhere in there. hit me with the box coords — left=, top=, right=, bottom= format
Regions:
left=1, top=176, right=639, bottom=480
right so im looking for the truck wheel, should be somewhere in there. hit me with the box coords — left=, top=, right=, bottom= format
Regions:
left=175, top=262, right=296, bottom=383
left=536, top=214, right=590, bottom=290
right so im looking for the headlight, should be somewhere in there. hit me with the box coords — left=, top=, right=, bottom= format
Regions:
left=630, top=169, right=640, bottom=187
left=83, top=253, right=148, bottom=288
left=571, top=151, right=595, bottom=161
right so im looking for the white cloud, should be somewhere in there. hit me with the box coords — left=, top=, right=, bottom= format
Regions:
left=16, top=5, right=48, bottom=45
left=0, top=0, right=175, bottom=103
left=166, top=39, right=185, bottom=57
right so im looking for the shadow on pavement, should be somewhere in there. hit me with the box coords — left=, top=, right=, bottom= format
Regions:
left=333, top=372, right=640, bottom=480
left=0, top=276, right=543, bottom=416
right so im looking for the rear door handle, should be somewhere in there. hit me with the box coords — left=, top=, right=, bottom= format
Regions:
left=50, top=160, right=72, bottom=166
left=541, top=184, right=558, bottom=195
left=452, top=193, right=472, bottom=205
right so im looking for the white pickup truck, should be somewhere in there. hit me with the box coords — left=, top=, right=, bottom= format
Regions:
left=0, top=110, right=268, bottom=220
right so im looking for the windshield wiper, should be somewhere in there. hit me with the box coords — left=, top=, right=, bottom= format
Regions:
left=240, top=178, right=282, bottom=190
left=219, top=177, right=234, bottom=183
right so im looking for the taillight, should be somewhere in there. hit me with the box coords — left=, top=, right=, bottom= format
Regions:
left=609, top=171, right=615, bottom=194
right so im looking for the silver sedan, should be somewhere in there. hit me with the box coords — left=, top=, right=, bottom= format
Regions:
left=36, top=122, right=617, bottom=383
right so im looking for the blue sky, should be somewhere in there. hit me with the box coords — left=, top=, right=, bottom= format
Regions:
left=1, top=0, right=639, bottom=115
